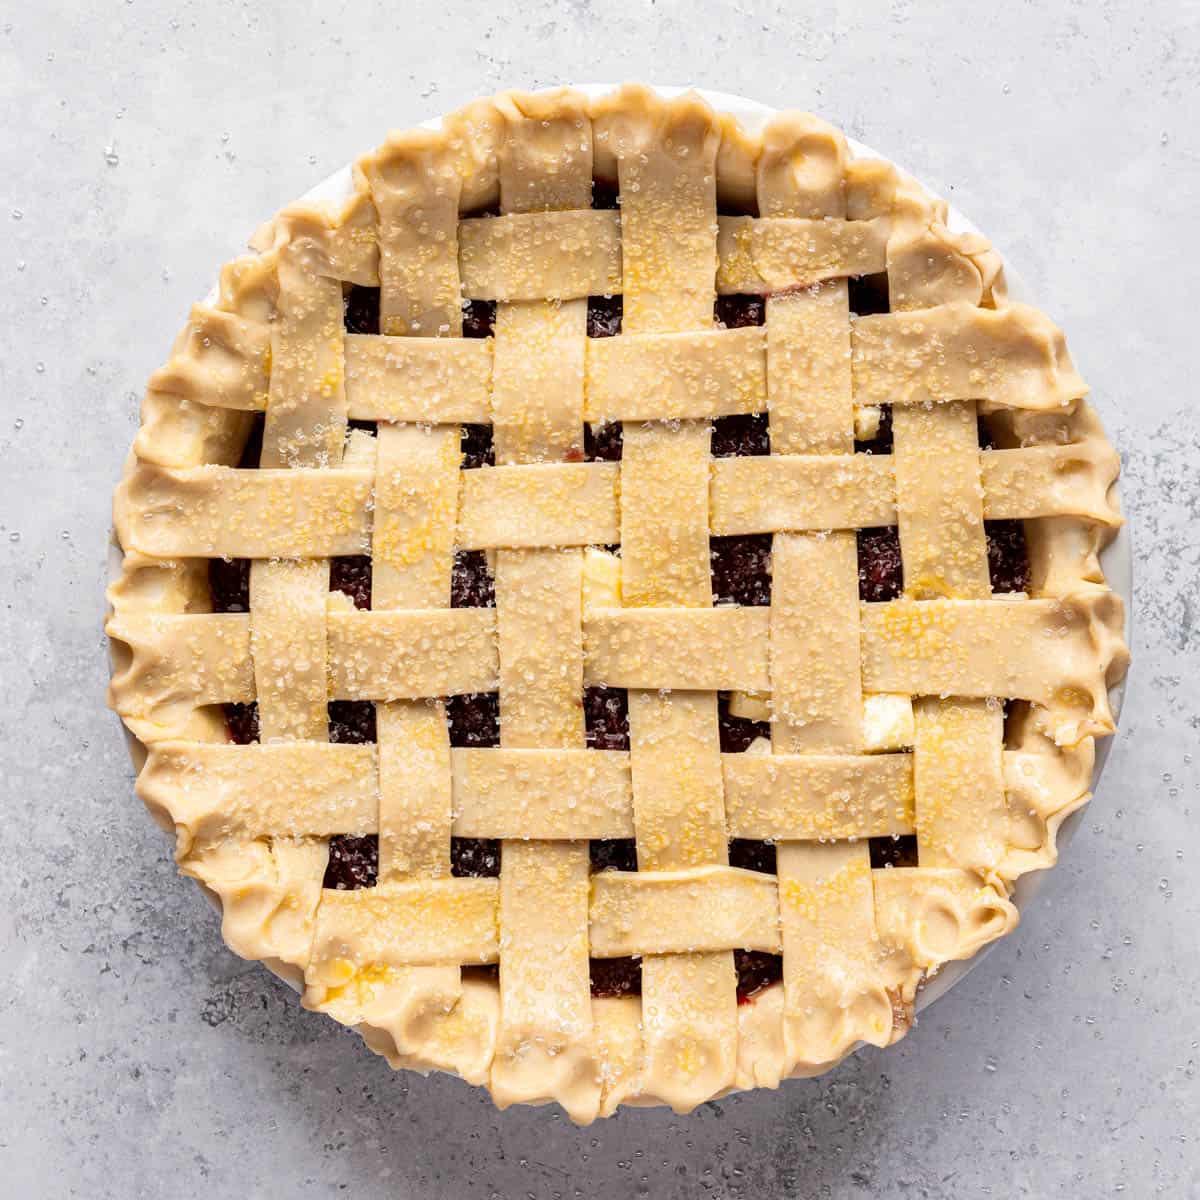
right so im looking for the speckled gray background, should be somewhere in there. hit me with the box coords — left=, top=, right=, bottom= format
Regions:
left=2, top=2, right=1197, bottom=1196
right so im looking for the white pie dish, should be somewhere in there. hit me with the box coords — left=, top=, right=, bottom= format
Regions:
left=106, top=81, right=1131, bottom=1045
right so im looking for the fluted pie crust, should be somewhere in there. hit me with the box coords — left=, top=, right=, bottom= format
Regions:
left=107, top=84, right=1129, bottom=1123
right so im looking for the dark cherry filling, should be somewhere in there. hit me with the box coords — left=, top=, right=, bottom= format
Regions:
left=446, top=692, right=500, bottom=748
left=328, top=700, right=376, bottom=745
left=591, top=180, right=620, bottom=210
left=986, top=519, right=1031, bottom=594
left=590, top=838, right=638, bottom=873
left=869, top=835, right=919, bottom=870
left=324, top=697, right=378, bottom=885
left=711, top=412, right=769, bottom=458
left=323, top=834, right=379, bottom=890
left=225, top=702, right=260, bottom=745
left=584, top=685, right=630, bottom=751
left=735, top=950, right=784, bottom=1004
left=711, top=534, right=772, bottom=606
left=717, top=693, right=770, bottom=753
left=854, top=404, right=894, bottom=455
left=451, top=837, right=501, bottom=878
left=717, top=196, right=759, bottom=219
left=461, top=423, right=495, bottom=469
left=343, top=285, right=381, bottom=335
left=847, top=272, right=891, bottom=317
left=715, top=294, right=765, bottom=328
left=330, top=554, right=372, bottom=610
left=238, top=412, right=265, bottom=468
left=209, top=557, right=250, bottom=613
left=586, top=294, right=622, bottom=338
left=729, top=838, right=776, bottom=874
left=590, top=956, right=642, bottom=999
left=977, top=415, right=997, bottom=451
left=858, top=526, right=904, bottom=602
left=451, top=549, right=495, bottom=608
left=462, top=299, right=496, bottom=339
left=584, top=421, right=623, bottom=462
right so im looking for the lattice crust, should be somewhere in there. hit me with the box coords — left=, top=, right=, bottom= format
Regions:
left=108, top=85, right=1129, bottom=1122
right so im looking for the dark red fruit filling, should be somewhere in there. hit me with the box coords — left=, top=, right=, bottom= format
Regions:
left=590, top=957, right=642, bottom=998
left=451, top=837, right=500, bottom=878
left=225, top=701, right=260, bottom=745
left=591, top=180, right=620, bottom=210
left=330, top=555, right=372, bottom=610
left=584, top=685, right=630, bottom=751
left=323, top=834, right=379, bottom=890
left=462, top=299, right=496, bottom=339
left=584, top=421, right=623, bottom=461
left=446, top=692, right=500, bottom=748
left=986, top=520, right=1031, bottom=594
left=729, top=838, right=776, bottom=874
left=735, top=950, right=783, bottom=1003
left=451, top=549, right=495, bottom=608
left=847, top=273, right=890, bottom=317
left=717, top=693, right=770, bottom=753
left=858, top=526, right=903, bottom=602
left=461, top=424, right=495, bottom=469
left=586, top=294, right=622, bottom=338
left=869, top=835, right=919, bottom=870
left=237, top=412, right=265, bottom=468
left=328, top=700, right=376, bottom=745
left=977, top=415, right=997, bottom=451
left=209, top=557, right=250, bottom=613
left=343, top=285, right=381, bottom=335
left=715, top=294, right=765, bottom=328
left=711, top=412, right=769, bottom=458
left=590, top=839, right=638, bottom=873
left=710, top=534, right=772, bottom=606
left=854, top=403, right=894, bottom=455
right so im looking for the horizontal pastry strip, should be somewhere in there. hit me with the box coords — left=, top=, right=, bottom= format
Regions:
left=109, top=610, right=499, bottom=707
left=456, top=463, right=620, bottom=548
left=455, top=211, right=889, bottom=302
left=583, top=607, right=771, bottom=690
left=588, top=867, right=782, bottom=957
left=111, top=594, right=1118, bottom=725
left=584, top=327, right=767, bottom=423
left=156, top=302, right=1083, bottom=422
left=458, top=210, right=624, bottom=301
left=117, top=442, right=1120, bottom=558
left=345, top=335, right=493, bottom=423
left=310, top=879, right=501, bottom=971
left=860, top=595, right=1118, bottom=726
left=711, top=444, right=1121, bottom=533
left=851, top=302, right=1087, bottom=410
left=139, top=741, right=921, bottom=851
left=305, top=865, right=1014, bottom=969
left=715, top=215, right=890, bottom=292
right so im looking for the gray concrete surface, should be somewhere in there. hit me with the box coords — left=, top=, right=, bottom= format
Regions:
left=2, top=1, right=1197, bottom=1195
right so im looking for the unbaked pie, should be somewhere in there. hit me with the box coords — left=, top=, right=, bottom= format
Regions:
left=107, top=84, right=1129, bottom=1122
